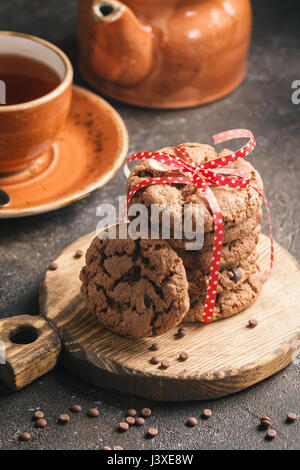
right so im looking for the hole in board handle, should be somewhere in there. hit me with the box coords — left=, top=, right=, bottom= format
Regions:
left=9, top=325, right=39, bottom=345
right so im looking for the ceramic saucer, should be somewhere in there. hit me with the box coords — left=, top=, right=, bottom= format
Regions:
left=0, top=85, right=129, bottom=218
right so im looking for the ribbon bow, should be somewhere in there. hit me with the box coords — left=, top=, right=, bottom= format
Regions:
left=122, top=129, right=274, bottom=323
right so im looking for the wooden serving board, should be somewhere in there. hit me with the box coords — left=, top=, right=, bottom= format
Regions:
left=1, top=233, right=300, bottom=401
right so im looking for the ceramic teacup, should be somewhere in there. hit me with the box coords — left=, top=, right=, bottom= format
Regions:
left=0, top=32, right=73, bottom=174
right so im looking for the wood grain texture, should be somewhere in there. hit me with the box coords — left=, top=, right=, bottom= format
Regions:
left=39, top=233, right=300, bottom=401
left=0, top=314, right=61, bottom=390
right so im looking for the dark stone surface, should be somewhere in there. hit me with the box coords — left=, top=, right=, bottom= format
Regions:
left=0, top=0, right=299, bottom=450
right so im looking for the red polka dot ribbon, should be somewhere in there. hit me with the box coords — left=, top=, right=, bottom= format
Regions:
left=121, top=129, right=274, bottom=323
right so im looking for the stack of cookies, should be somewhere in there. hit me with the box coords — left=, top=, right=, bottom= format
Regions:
left=81, top=142, right=264, bottom=338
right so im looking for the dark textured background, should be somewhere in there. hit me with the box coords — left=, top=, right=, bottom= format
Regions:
left=0, top=0, right=300, bottom=450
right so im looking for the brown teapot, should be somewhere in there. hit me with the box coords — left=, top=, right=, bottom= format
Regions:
left=78, top=0, right=252, bottom=108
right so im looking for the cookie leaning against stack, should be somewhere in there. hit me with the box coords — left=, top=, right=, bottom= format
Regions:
left=127, top=143, right=264, bottom=323
left=80, top=224, right=190, bottom=339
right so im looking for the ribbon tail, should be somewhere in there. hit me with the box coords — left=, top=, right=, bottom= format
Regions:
left=251, top=185, right=274, bottom=276
left=201, top=185, right=224, bottom=323
left=120, top=196, right=129, bottom=224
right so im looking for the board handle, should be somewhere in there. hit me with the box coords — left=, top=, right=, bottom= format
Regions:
left=0, top=314, right=61, bottom=390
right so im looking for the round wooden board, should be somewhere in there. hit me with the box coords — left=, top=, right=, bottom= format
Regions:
left=39, top=233, right=300, bottom=401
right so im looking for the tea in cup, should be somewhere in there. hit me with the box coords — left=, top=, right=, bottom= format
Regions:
left=0, top=32, right=73, bottom=173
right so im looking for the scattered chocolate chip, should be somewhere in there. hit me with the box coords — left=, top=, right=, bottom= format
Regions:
left=113, top=446, right=123, bottom=450
left=87, top=408, right=99, bottom=418
left=35, top=418, right=47, bottom=428
left=248, top=319, right=258, bottom=328
left=48, top=262, right=58, bottom=271
left=150, top=356, right=160, bottom=365
left=160, top=359, right=170, bottom=369
left=202, top=409, right=212, bottom=419
left=74, top=249, right=84, bottom=259
left=147, top=427, right=158, bottom=438
left=260, top=417, right=272, bottom=429
left=141, top=408, right=152, bottom=418
left=32, top=411, right=44, bottom=420
left=58, top=413, right=70, bottom=424
left=118, top=422, right=129, bottom=432
left=126, top=408, right=137, bottom=417
left=177, top=327, right=187, bottom=338
left=179, top=351, right=189, bottom=361
left=187, top=417, right=198, bottom=427
left=19, top=432, right=31, bottom=441
left=135, top=417, right=145, bottom=427
left=125, top=416, right=135, bottom=426
left=261, top=415, right=272, bottom=422
left=266, top=429, right=277, bottom=440
left=69, top=404, right=82, bottom=413
left=149, top=343, right=160, bottom=351
left=231, top=268, right=242, bottom=283
left=102, top=446, right=112, bottom=450
left=287, top=412, right=297, bottom=423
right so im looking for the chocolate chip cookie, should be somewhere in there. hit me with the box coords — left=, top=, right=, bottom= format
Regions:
left=80, top=224, right=190, bottom=338
left=169, top=208, right=262, bottom=250
left=184, top=264, right=263, bottom=322
left=172, top=225, right=261, bottom=273
left=187, top=251, right=259, bottom=295
left=127, top=143, right=263, bottom=241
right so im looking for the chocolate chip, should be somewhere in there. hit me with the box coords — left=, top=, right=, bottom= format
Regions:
left=260, top=417, right=272, bottom=429
left=87, top=408, right=99, bottom=418
left=118, top=422, right=129, bottom=432
left=126, top=408, right=137, bottom=417
left=160, top=359, right=170, bottom=369
left=102, top=446, right=112, bottom=450
left=266, top=429, right=277, bottom=440
left=19, top=432, right=31, bottom=441
left=150, top=356, right=160, bottom=365
left=147, top=427, right=158, bottom=438
left=261, top=415, right=272, bottom=423
left=125, top=416, right=135, bottom=426
left=248, top=319, right=258, bottom=328
left=113, top=446, right=123, bottom=450
left=179, top=351, right=189, bottom=361
left=187, top=417, right=198, bottom=427
left=177, top=327, right=187, bottom=338
left=48, top=262, right=58, bottom=271
left=231, top=268, right=242, bottom=283
left=135, top=417, right=145, bottom=427
left=69, top=404, right=82, bottom=413
left=74, top=249, right=84, bottom=259
left=35, top=418, right=47, bottom=428
left=141, top=408, right=152, bottom=418
left=144, top=295, right=152, bottom=308
left=58, top=413, right=70, bottom=424
left=202, top=409, right=212, bottom=419
left=123, top=266, right=140, bottom=282
left=149, top=343, right=160, bottom=351
left=32, top=411, right=44, bottom=420
left=287, top=412, right=297, bottom=423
